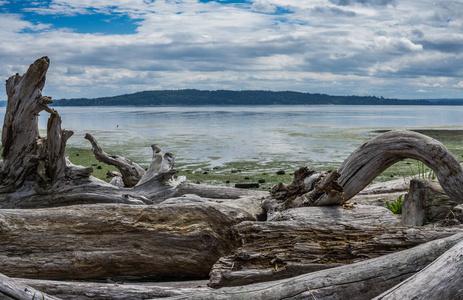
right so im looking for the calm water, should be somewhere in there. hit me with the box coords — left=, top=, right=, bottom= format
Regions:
left=1, top=105, right=462, bottom=169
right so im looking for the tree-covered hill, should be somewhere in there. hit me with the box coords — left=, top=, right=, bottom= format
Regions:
left=50, top=89, right=434, bottom=106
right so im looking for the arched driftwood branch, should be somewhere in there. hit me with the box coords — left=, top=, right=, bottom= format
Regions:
left=267, top=130, right=463, bottom=212
left=325, top=130, right=463, bottom=204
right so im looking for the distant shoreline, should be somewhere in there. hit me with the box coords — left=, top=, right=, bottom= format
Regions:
left=1, top=89, right=463, bottom=106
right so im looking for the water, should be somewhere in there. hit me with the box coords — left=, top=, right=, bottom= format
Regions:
left=1, top=105, right=462, bottom=169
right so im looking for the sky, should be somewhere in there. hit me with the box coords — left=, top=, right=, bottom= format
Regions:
left=0, top=0, right=462, bottom=100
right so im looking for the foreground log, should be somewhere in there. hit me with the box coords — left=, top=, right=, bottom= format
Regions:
left=0, top=273, right=60, bottom=300
left=373, top=238, right=463, bottom=299
left=209, top=205, right=463, bottom=287
left=168, top=232, right=463, bottom=300
left=15, top=278, right=209, bottom=300
left=0, top=201, right=253, bottom=280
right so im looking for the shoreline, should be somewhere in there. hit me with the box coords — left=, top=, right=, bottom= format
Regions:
left=65, top=128, right=463, bottom=191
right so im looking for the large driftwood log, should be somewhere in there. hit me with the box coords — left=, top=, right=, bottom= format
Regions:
left=168, top=232, right=463, bottom=300
left=209, top=205, right=463, bottom=287
left=0, top=201, right=253, bottom=281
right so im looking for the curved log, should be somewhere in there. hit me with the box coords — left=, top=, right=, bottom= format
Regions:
left=323, top=130, right=463, bottom=205
left=268, top=130, right=463, bottom=212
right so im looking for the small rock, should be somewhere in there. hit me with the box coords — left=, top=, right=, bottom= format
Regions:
left=276, top=170, right=285, bottom=175
left=97, top=166, right=102, bottom=170
left=76, top=153, right=80, bottom=156
left=202, top=171, right=208, bottom=175
left=235, top=183, right=260, bottom=189
left=244, top=176, right=250, bottom=180
left=258, top=179, right=266, bottom=183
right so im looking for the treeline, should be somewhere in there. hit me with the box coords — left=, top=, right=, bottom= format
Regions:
left=49, top=90, right=435, bottom=106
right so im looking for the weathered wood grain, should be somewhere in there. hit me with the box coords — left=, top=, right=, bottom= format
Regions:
left=209, top=205, right=463, bottom=288
left=168, top=233, right=463, bottom=300
left=0, top=201, right=253, bottom=281
left=373, top=238, right=463, bottom=299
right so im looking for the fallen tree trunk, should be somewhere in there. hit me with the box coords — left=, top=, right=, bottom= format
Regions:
left=12, top=278, right=208, bottom=300
left=169, top=232, right=463, bottom=300
left=209, top=205, right=463, bottom=287
left=0, top=200, right=254, bottom=281
left=373, top=238, right=463, bottom=299
left=15, top=278, right=209, bottom=300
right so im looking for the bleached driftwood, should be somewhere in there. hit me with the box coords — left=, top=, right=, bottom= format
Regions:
left=168, top=233, right=463, bottom=300
left=0, top=200, right=253, bottom=281
left=373, top=237, right=463, bottom=299
left=209, top=205, right=463, bottom=287
left=0, top=57, right=264, bottom=209
left=265, top=130, right=463, bottom=215
left=15, top=278, right=209, bottom=300
left=0, top=273, right=60, bottom=300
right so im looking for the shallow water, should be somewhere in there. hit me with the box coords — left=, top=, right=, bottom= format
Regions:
left=1, top=105, right=462, bottom=170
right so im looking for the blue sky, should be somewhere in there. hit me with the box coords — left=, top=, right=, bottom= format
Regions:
left=1, top=0, right=462, bottom=100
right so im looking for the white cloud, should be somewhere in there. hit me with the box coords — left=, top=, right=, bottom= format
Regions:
left=0, top=0, right=462, bottom=100
left=251, top=0, right=277, bottom=13
left=455, top=82, right=463, bottom=89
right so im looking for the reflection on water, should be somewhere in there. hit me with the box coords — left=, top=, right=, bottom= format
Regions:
left=1, top=105, right=461, bottom=169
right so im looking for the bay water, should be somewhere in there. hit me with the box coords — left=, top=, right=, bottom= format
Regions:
left=1, top=105, right=462, bottom=172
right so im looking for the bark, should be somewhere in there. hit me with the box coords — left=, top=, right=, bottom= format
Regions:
left=0, top=200, right=254, bottom=281
left=209, top=205, right=463, bottom=288
left=373, top=238, right=463, bottom=299
left=167, top=233, right=463, bottom=300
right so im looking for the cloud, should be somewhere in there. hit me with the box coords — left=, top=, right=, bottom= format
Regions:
left=0, top=0, right=462, bottom=100
left=328, top=0, right=396, bottom=8
left=455, top=82, right=463, bottom=89
left=251, top=0, right=277, bottom=13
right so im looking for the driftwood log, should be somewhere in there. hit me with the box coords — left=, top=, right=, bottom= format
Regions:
left=0, top=200, right=255, bottom=281
left=265, top=130, right=463, bottom=216
left=0, top=273, right=60, bottom=300
left=209, top=205, right=463, bottom=287
left=167, top=232, right=463, bottom=300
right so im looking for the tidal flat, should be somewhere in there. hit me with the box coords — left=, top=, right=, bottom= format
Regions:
left=65, top=129, right=463, bottom=191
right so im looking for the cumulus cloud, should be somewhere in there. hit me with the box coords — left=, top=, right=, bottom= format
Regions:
left=0, top=0, right=462, bottom=100
left=251, top=0, right=277, bottom=13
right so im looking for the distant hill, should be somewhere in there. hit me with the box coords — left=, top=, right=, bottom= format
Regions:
left=50, top=90, right=435, bottom=106
left=2, top=90, right=462, bottom=107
